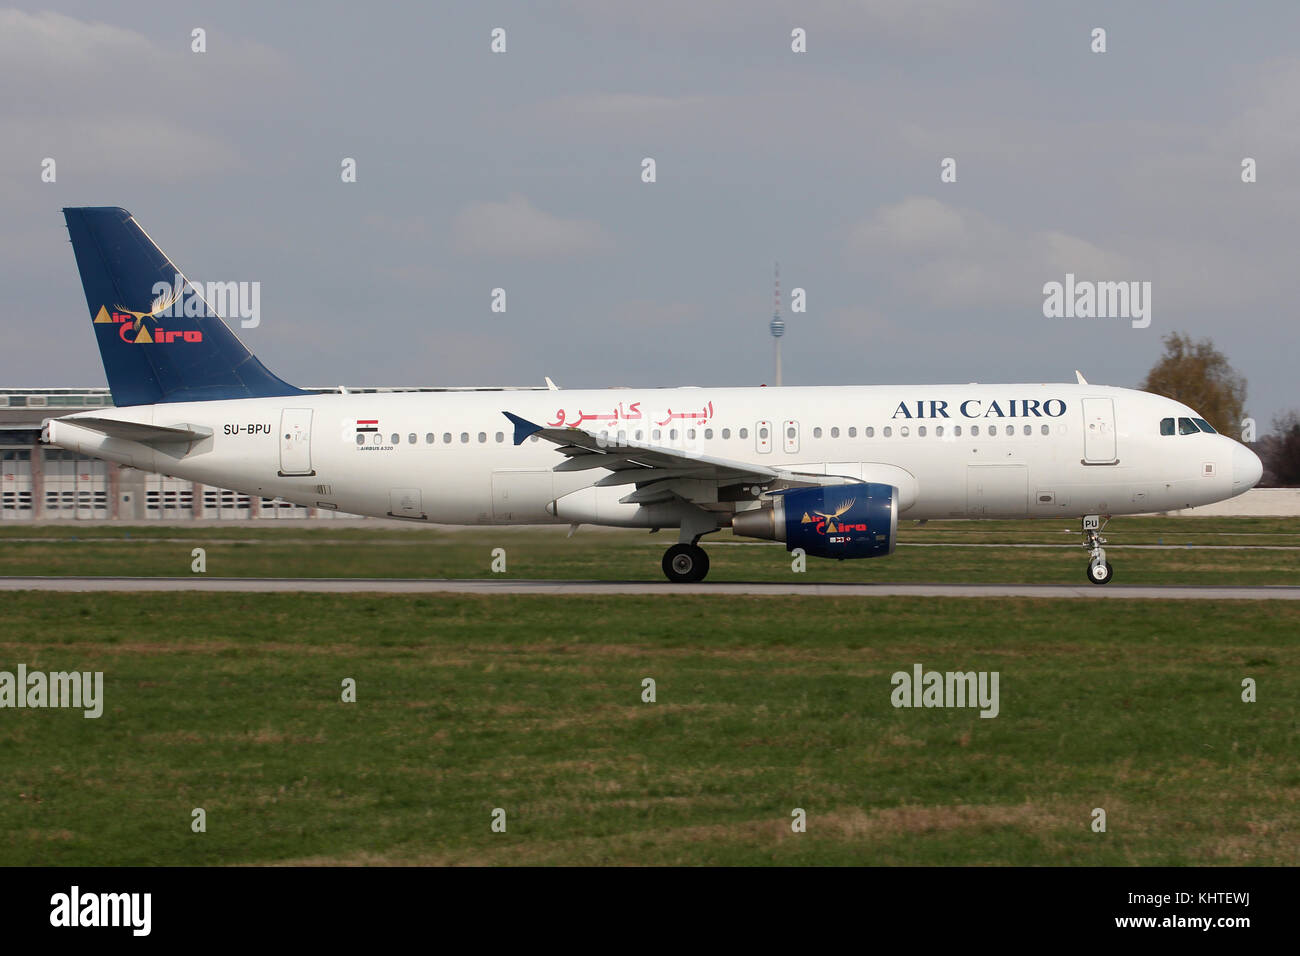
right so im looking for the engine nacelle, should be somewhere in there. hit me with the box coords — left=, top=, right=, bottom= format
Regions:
left=730, top=483, right=897, bottom=559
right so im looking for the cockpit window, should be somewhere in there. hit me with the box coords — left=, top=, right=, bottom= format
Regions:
left=1192, top=418, right=1217, bottom=434
left=1178, top=417, right=1199, bottom=435
left=1159, top=417, right=1175, bottom=436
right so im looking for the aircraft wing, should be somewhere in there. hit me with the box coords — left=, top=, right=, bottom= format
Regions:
left=503, top=411, right=857, bottom=506
left=54, top=416, right=212, bottom=445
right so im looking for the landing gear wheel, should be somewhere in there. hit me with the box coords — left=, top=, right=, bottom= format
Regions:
left=1087, top=561, right=1114, bottom=585
left=662, top=543, right=710, bottom=583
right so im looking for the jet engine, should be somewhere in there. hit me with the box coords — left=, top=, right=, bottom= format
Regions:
left=730, top=483, right=897, bottom=559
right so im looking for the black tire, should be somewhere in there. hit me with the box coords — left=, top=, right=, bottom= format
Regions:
left=662, top=543, right=710, bottom=583
left=1086, top=561, right=1114, bottom=585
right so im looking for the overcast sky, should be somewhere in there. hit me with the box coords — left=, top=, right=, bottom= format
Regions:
left=1, top=1, right=1297, bottom=432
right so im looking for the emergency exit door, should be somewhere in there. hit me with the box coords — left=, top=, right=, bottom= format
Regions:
left=279, top=408, right=314, bottom=476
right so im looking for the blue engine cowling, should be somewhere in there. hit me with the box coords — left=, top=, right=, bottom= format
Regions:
left=730, top=483, right=898, bottom=559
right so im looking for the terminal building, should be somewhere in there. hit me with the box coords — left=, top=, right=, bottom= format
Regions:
left=1, top=386, right=536, bottom=522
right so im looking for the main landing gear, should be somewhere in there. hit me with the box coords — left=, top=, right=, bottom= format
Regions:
left=662, top=543, right=710, bottom=583
left=1082, top=514, right=1113, bottom=585
left=662, top=513, right=719, bottom=583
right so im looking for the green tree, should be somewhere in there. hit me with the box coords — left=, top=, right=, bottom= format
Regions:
left=1139, top=332, right=1246, bottom=434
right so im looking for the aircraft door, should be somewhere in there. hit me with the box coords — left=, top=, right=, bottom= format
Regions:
left=1081, top=398, right=1117, bottom=463
left=279, top=408, right=314, bottom=476
left=782, top=420, right=799, bottom=454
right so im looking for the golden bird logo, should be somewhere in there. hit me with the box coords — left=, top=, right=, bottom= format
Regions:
left=113, top=288, right=184, bottom=340
left=813, top=497, right=856, bottom=533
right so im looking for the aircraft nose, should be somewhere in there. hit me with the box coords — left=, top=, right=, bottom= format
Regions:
left=1232, top=442, right=1263, bottom=492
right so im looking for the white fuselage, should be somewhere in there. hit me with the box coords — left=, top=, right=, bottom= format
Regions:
left=45, top=383, right=1258, bottom=526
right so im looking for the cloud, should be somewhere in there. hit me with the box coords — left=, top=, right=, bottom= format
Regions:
left=845, top=196, right=1137, bottom=309
left=557, top=0, right=993, bottom=45
left=452, top=196, right=613, bottom=259
left=0, top=9, right=291, bottom=181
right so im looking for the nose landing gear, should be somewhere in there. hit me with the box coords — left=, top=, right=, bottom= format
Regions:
left=1082, top=514, right=1113, bottom=585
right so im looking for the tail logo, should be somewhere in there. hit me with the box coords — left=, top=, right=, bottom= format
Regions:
left=93, top=303, right=204, bottom=345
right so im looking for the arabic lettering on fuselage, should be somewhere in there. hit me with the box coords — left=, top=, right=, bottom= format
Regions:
left=546, top=401, right=716, bottom=429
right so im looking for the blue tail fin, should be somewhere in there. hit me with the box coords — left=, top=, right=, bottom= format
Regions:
left=62, top=207, right=305, bottom=406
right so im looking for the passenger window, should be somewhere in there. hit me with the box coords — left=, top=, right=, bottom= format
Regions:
left=759, top=427, right=769, bottom=439
left=739, top=428, right=748, bottom=439
left=722, top=428, right=730, bottom=439
left=1193, top=418, right=1217, bottom=434
left=971, top=425, right=980, bottom=436
left=442, top=432, right=451, bottom=443
left=636, top=430, right=644, bottom=441
left=460, top=432, right=469, bottom=443
left=900, top=426, right=910, bottom=437
left=935, top=425, right=944, bottom=437
left=954, top=425, right=962, bottom=436
left=918, top=426, right=926, bottom=437
left=478, top=432, right=486, bottom=443
left=848, top=427, right=856, bottom=438
left=670, top=429, right=678, bottom=440
left=391, top=433, right=400, bottom=444
left=1022, top=424, right=1031, bottom=436
left=1160, top=417, right=1175, bottom=436
left=831, top=426, right=840, bottom=438
left=883, top=426, right=892, bottom=438
left=1005, top=425, right=1014, bottom=436
left=355, top=434, right=364, bottom=445
left=408, top=433, right=417, bottom=445
left=495, top=432, right=504, bottom=443
left=705, top=428, right=713, bottom=439
left=1040, top=424, right=1049, bottom=435
left=865, top=427, right=874, bottom=438
left=652, top=429, right=661, bottom=440
left=425, top=433, right=434, bottom=444
left=687, top=428, right=695, bottom=439
left=813, top=427, right=822, bottom=438
left=1178, top=417, right=1199, bottom=435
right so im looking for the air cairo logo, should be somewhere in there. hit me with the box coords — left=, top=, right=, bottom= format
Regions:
left=92, top=303, right=203, bottom=345
left=800, top=497, right=868, bottom=536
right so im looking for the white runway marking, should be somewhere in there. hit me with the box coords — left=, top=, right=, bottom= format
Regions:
left=0, top=577, right=1297, bottom=599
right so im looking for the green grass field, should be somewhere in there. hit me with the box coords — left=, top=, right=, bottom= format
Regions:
left=0, top=516, right=1297, bottom=585
left=2, top=591, right=1297, bottom=866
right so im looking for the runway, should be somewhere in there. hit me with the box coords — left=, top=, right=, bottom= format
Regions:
left=1, top=576, right=1298, bottom=599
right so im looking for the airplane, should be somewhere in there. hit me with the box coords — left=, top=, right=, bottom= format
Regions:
left=43, top=207, right=1263, bottom=585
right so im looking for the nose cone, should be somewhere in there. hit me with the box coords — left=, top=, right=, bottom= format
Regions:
left=1232, top=443, right=1263, bottom=493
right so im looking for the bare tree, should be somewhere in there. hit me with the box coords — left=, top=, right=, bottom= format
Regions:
left=1258, top=411, right=1300, bottom=487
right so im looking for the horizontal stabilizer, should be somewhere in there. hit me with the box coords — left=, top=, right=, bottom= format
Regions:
left=57, top=416, right=211, bottom=445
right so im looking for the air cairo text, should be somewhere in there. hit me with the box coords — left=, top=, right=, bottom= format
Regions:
left=891, top=398, right=1067, bottom=420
